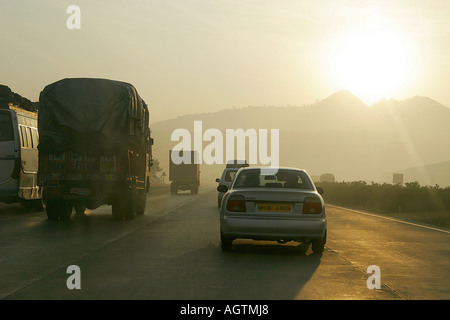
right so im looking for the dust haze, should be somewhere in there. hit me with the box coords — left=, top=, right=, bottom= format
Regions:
left=151, top=91, right=450, bottom=187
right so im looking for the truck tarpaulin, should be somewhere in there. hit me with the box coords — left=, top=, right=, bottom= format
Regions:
left=38, top=78, right=149, bottom=154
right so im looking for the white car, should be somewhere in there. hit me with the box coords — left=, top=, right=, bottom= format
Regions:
left=218, top=167, right=326, bottom=253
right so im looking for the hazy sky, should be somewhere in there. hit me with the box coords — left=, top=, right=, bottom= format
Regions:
left=1, top=0, right=450, bottom=123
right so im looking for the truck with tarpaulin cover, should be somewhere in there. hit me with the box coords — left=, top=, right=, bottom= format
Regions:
left=38, top=78, right=153, bottom=221
left=169, top=150, right=200, bottom=195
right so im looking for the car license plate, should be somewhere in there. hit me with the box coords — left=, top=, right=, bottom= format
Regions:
left=257, top=203, right=291, bottom=212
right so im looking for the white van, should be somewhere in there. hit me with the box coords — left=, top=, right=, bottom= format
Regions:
left=0, top=105, right=43, bottom=209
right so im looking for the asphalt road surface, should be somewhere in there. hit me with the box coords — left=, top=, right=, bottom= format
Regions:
left=1, top=185, right=449, bottom=300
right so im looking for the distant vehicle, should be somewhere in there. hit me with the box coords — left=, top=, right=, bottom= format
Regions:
left=218, top=167, right=326, bottom=253
left=215, top=160, right=248, bottom=207
left=225, top=159, right=249, bottom=169
left=38, top=78, right=153, bottom=221
left=0, top=86, right=43, bottom=210
left=169, top=150, right=200, bottom=195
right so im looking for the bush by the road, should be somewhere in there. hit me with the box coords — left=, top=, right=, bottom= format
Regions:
left=317, top=181, right=450, bottom=213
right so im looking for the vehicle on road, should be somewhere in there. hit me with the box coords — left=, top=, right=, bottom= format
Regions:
left=169, top=150, right=200, bottom=195
left=38, top=78, right=153, bottom=221
left=0, top=85, right=43, bottom=210
left=218, top=167, right=326, bottom=253
left=215, top=160, right=249, bottom=207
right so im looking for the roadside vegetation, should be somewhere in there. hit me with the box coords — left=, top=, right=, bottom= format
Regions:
left=317, top=181, right=450, bottom=228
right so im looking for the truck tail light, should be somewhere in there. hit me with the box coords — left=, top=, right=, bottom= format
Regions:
left=227, top=195, right=246, bottom=212
left=303, top=197, right=322, bottom=214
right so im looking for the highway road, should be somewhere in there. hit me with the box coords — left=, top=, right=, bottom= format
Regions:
left=1, top=185, right=449, bottom=300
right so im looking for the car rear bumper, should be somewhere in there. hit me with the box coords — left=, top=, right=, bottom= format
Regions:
left=221, top=215, right=327, bottom=241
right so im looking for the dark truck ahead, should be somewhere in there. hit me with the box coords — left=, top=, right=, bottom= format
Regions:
left=169, top=150, right=200, bottom=195
left=38, top=78, right=153, bottom=221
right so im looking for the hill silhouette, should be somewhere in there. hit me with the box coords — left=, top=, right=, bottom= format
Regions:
left=150, top=91, right=450, bottom=185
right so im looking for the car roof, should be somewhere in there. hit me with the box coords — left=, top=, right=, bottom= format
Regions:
left=222, top=167, right=239, bottom=173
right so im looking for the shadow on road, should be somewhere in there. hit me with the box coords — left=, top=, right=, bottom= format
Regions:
left=130, top=241, right=323, bottom=300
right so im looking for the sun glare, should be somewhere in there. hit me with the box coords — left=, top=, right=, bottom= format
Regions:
left=335, top=32, right=408, bottom=103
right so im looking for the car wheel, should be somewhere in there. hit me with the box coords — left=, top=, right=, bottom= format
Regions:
left=311, top=230, right=327, bottom=254
left=220, top=230, right=233, bottom=252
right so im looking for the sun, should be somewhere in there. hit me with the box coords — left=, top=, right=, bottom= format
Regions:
left=335, top=32, right=407, bottom=103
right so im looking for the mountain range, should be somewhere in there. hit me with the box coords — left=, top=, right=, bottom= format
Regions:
left=150, top=90, right=450, bottom=185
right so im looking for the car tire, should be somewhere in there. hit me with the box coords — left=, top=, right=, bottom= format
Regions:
left=220, top=230, right=233, bottom=252
left=311, top=230, right=327, bottom=254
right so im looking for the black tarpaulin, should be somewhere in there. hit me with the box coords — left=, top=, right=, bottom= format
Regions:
left=38, top=78, right=149, bottom=154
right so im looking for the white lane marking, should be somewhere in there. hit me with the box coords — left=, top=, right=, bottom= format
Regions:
left=327, top=204, right=450, bottom=235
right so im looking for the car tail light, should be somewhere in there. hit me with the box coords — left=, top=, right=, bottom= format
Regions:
left=227, top=195, right=246, bottom=212
left=303, top=197, right=322, bottom=214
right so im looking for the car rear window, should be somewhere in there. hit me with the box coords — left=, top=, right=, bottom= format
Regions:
left=233, top=168, right=314, bottom=190
left=224, top=170, right=237, bottom=182
left=0, top=113, right=14, bottom=142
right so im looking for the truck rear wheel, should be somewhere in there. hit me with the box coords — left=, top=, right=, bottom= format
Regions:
left=74, top=201, right=86, bottom=215
left=45, top=199, right=60, bottom=220
left=46, top=199, right=72, bottom=221
left=112, top=188, right=137, bottom=221
left=124, top=189, right=137, bottom=220
left=170, top=182, right=178, bottom=195
left=59, top=200, right=73, bottom=221
left=191, top=185, right=199, bottom=195
left=135, top=191, right=146, bottom=215
left=34, top=198, right=46, bottom=212
left=112, top=199, right=124, bottom=221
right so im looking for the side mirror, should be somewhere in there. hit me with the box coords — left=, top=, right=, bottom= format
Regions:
left=215, top=178, right=220, bottom=183
left=317, top=187, right=324, bottom=195
left=217, top=185, right=228, bottom=193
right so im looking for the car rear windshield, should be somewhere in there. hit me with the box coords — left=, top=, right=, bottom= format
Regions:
left=233, top=168, right=314, bottom=190
left=224, top=170, right=237, bottom=182
left=0, top=113, right=14, bottom=142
